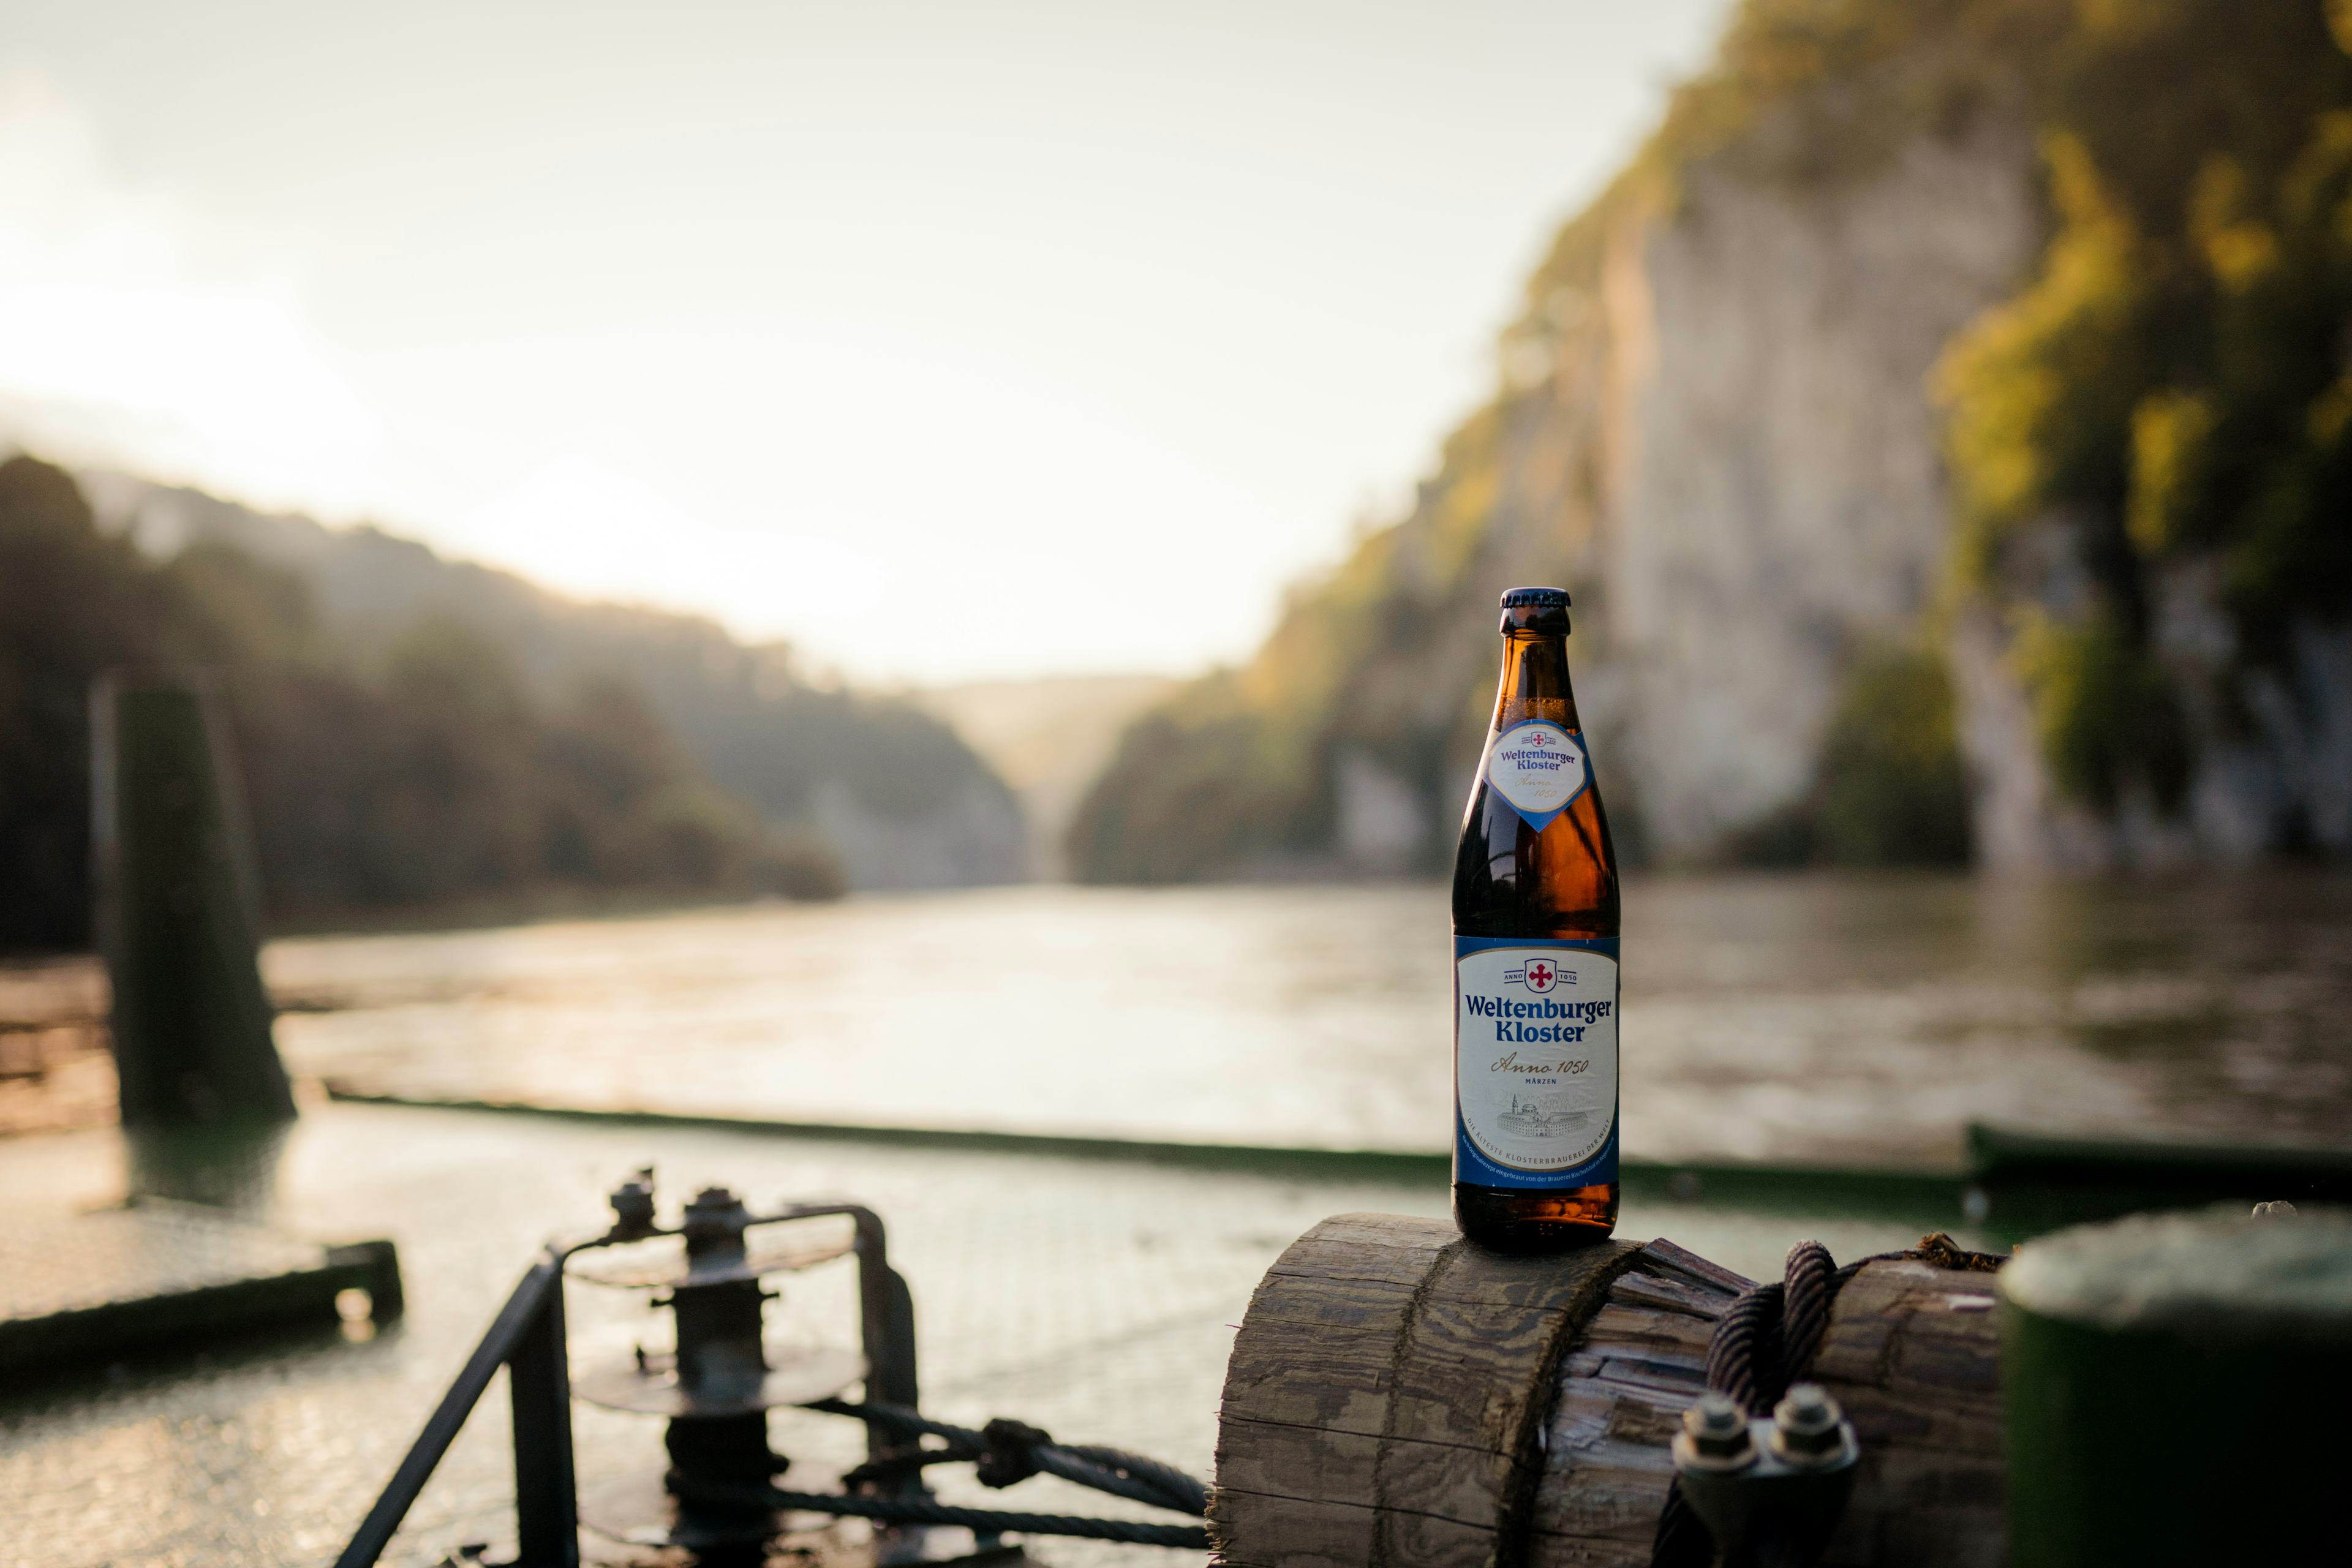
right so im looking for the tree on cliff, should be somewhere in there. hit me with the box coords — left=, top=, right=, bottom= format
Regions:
left=1940, top=0, right=2352, bottom=827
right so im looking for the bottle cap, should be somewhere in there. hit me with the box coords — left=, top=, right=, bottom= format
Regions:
left=1498, top=586, right=1572, bottom=635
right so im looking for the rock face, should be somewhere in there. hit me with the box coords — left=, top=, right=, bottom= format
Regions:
left=1956, top=549, right=2352, bottom=872
left=1075, top=113, right=2054, bottom=879
left=1078, top=48, right=2351, bottom=879
left=810, top=777, right=1027, bottom=891
left=1593, top=126, right=2040, bottom=859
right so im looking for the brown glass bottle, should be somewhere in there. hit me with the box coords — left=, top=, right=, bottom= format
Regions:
left=1451, top=587, right=1621, bottom=1251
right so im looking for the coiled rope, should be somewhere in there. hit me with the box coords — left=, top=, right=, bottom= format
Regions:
left=1649, top=1233, right=2006, bottom=1568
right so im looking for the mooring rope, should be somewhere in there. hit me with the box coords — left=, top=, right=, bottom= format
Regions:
left=1649, top=1233, right=2007, bottom=1568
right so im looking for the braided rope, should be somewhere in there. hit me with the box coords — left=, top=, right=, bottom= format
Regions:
left=1703, top=1281, right=1782, bottom=1417
left=1777, top=1240, right=1836, bottom=1404
left=1649, top=1234, right=2010, bottom=1567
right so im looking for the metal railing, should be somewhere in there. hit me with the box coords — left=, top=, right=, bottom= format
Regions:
left=332, top=1248, right=578, bottom=1568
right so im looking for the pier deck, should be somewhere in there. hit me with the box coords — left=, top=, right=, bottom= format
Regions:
left=0, top=1101, right=1977, bottom=1568
left=0, top=1196, right=398, bottom=1378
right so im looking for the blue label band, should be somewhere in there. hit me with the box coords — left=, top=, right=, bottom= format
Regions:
left=1453, top=935, right=1619, bottom=1191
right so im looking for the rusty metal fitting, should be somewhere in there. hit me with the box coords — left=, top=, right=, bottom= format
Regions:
left=1673, top=1392, right=1758, bottom=1470
left=1769, top=1383, right=1855, bottom=1467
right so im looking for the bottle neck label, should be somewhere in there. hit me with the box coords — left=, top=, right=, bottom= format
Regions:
left=1485, top=720, right=1590, bottom=832
left=1453, top=935, right=1618, bottom=1188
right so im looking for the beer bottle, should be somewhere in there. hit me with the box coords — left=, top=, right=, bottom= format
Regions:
left=1452, top=586, right=1621, bottom=1250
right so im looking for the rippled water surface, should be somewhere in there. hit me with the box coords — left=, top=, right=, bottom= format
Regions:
left=271, top=872, right=2352, bottom=1169
left=7, top=871, right=2348, bottom=1568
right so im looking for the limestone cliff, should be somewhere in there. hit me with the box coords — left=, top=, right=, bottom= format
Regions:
left=1593, top=122, right=2038, bottom=859
left=1071, top=0, right=2352, bottom=880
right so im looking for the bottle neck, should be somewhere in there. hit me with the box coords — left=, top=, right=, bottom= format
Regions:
left=1492, top=632, right=1580, bottom=731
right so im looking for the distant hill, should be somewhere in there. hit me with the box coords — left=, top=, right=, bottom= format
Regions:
left=78, top=472, right=1027, bottom=892
left=915, top=674, right=1177, bottom=879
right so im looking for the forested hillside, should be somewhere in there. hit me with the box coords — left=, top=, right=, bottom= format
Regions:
left=0, top=457, right=1024, bottom=949
left=81, top=472, right=1027, bottom=894
left=1074, top=0, right=2352, bottom=880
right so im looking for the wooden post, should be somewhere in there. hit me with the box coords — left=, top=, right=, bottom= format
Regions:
left=92, top=674, right=294, bottom=1126
left=2000, top=1206, right=2351, bottom=1567
left=1214, top=1217, right=2008, bottom=1567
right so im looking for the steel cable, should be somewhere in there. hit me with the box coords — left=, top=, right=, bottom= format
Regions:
left=807, top=1397, right=1211, bottom=1517
left=1649, top=1234, right=2008, bottom=1568
left=668, top=1474, right=1212, bottom=1549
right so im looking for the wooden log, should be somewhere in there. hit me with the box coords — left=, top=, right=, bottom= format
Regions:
left=1526, top=1238, right=1750, bottom=1567
left=1211, top=1213, right=1640, bottom=1568
left=1215, top=1219, right=2006, bottom=1568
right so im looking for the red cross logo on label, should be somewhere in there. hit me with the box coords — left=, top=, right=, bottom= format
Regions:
left=1524, top=960, right=1556, bottom=993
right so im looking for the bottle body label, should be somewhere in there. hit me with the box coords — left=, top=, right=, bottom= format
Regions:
left=1485, top=720, right=1590, bottom=832
left=1453, top=936, right=1618, bottom=1189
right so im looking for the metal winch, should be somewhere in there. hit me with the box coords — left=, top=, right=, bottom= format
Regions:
left=334, top=1170, right=1210, bottom=1568
left=566, top=1172, right=946, bottom=1561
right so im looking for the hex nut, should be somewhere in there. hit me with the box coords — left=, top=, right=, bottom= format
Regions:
left=1683, top=1393, right=1755, bottom=1461
left=1771, top=1382, right=1848, bottom=1461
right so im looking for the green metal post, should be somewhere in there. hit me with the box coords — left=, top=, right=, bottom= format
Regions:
left=2000, top=1205, right=2352, bottom=1566
left=91, top=674, right=295, bottom=1126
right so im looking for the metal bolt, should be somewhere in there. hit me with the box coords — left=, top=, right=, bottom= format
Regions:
left=681, top=1185, right=751, bottom=1250
left=608, top=1167, right=657, bottom=1237
left=1771, top=1382, right=1845, bottom=1460
left=1682, top=1393, right=1754, bottom=1461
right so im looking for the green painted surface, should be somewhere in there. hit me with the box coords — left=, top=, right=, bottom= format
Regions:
left=320, top=1090, right=2352, bottom=1241
left=323, top=1084, right=1967, bottom=1222
left=2001, top=1206, right=2352, bottom=1566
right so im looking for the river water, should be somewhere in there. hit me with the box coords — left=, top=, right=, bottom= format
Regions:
left=8, top=870, right=2350, bottom=1568
left=271, top=870, right=2352, bottom=1169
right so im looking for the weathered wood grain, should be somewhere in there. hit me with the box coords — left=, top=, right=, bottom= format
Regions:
left=1814, top=1260, right=2005, bottom=1567
left=1526, top=1242, right=1724, bottom=1567
left=1215, top=1218, right=2008, bottom=1568
left=1211, top=1213, right=1638, bottom=1568
left=1530, top=1248, right=2004, bottom=1568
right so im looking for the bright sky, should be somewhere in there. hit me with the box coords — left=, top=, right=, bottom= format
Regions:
left=0, top=0, right=1729, bottom=683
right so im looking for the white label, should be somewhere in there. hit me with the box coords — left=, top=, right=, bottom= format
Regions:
left=1455, top=946, right=1618, bottom=1172
left=1486, top=722, right=1588, bottom=820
